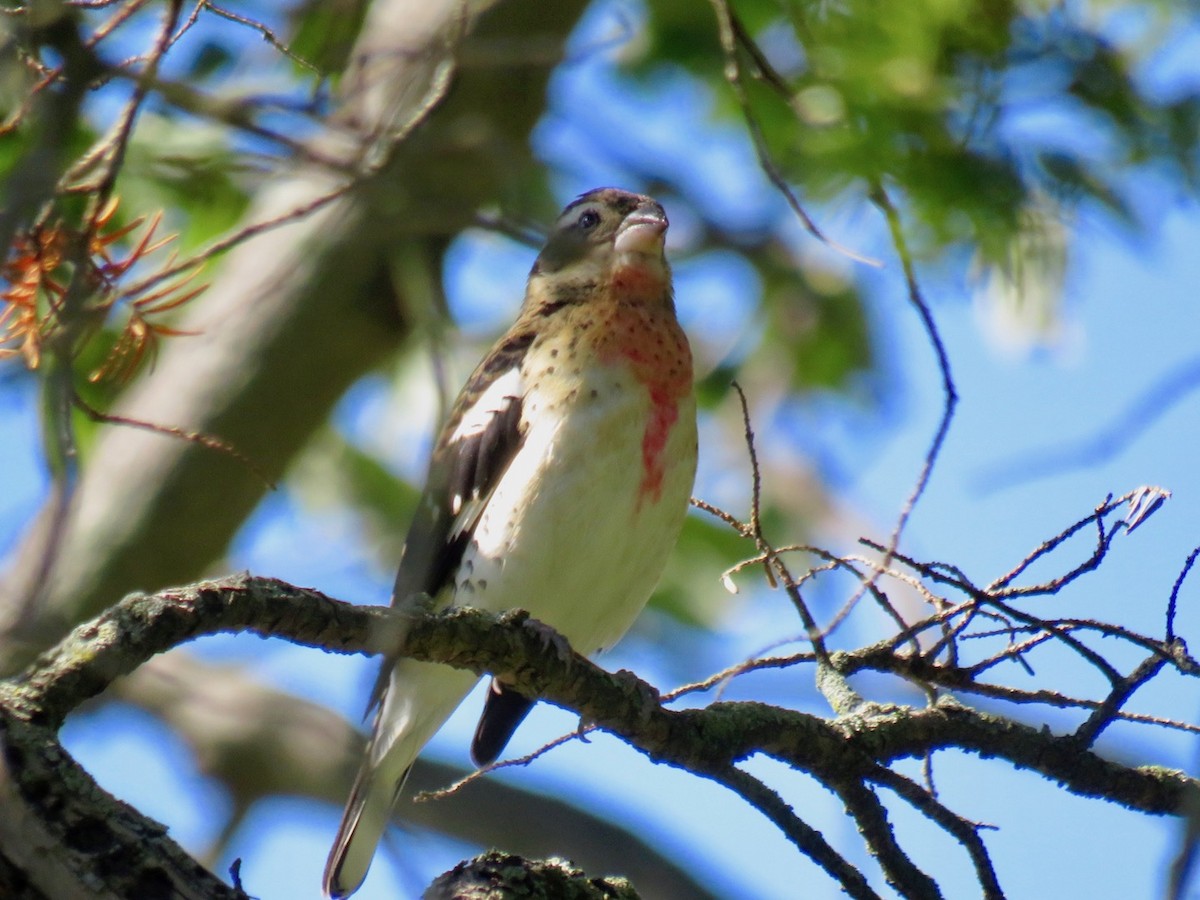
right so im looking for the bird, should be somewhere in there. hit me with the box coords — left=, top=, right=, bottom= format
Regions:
left=323, top=187, right=698, bottom=898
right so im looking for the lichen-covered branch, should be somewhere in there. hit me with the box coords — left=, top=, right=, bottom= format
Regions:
left=4, top=573, right=1197, bottom=898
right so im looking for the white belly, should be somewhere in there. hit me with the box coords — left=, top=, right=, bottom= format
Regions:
left=454, top=363, right=697, bottom=655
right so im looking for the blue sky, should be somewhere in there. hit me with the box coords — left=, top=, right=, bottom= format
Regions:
left=5, top=1, right=1200, bottom=898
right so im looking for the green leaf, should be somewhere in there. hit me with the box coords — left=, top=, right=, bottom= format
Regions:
left=287, top=0, right=371, bottom=77
left=119, top=115, right=250, bottom=251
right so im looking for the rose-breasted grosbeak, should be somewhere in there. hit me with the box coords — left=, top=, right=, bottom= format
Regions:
left=323, top=188, right=698, bottom=898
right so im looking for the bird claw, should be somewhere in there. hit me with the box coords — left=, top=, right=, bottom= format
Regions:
left=613, top=668, right=660, bottom=710
left=521, top=616, right=574, bottom=663
left=573, top=716, right=594, bottom=743
left=497, top=609, right=574, bottom=662
left=398, top=591, right=438, bottom=616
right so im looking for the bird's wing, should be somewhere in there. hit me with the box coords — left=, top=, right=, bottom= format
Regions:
left=366, top=331, right=533, bottom=713
left=326, top=334, right=534, bottom=898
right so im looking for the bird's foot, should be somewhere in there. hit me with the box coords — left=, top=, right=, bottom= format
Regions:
left=572, top=716, right=594, bottom=744
left=396, top=591, right=439, bottom=620
left=498, top=609, right=574, bottom=662
left=613, top=669, right=661, bottom=718
left=522, top=615, right=574, bottom=663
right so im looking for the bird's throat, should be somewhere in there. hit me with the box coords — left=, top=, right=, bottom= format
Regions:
left=610, top=251, right=670, bottom=301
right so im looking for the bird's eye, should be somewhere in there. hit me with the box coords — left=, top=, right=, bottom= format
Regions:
left=578, top=209, right=600, bottom=230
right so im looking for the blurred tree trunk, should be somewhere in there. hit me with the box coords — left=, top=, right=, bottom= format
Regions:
left=0, top=0, right=587, bottom=669
left=0, top=4, right=719, bottom=897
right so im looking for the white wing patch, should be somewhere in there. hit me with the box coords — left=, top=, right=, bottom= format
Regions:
left=450, top=366, right=522, bottom=444
left=447, top=365, right=523, bottom=523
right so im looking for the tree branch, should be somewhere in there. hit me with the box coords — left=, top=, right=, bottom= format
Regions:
left=4, top=573, right=1197, bottom=898
left=113, top=653, right=721, bottom=899
left=0, top=701, right=244, bottom=900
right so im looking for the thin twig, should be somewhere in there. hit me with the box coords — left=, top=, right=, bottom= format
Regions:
left=1072, top=654, right=1168, bottom=749
left=871, top=767, right=1005, bottom=899
left=84, top=0, right=184, bottom=233
left=707, top=0, right=880, bottom=267
left=712, top=764, right=883, bottom=900
left=416, top=727, right=597, bottom=802
left=1167, top=546, right=1200, bottom=643
left=834, top=777, right=943, bottom=899
left=869, top=182, right=959, bottom=565
left=72, top=391, right=275, bottom=488
left=988, top=492, right=1132, bottom=593
left=661, top=651, right=815, bottom=702
left=202, top=2, right=320, bottom=74
left=731, top=384, right=769, bottom=569
left=115, top=178, right=356, bottom=303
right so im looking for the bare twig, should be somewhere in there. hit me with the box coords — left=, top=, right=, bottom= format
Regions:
left=84, top=0, right=183, bottom=235
left=731, top=382, right=772, bottom=583
left=1072, top=653, right=1168, bottom=749
left=988, top=491, right=1146, bottom=594
left=705, top=386, right=831, bottom=660
left=863, top=538, right=1127, bottom=684
left=662, top=651, right=815, bottom=703
left=869, top=183, right=959, bottom=563
left=115, top=178, right=356, bottom=303
left=871, top=767, right=1005, bottom=899
left=834, top=777, right=943, bottom=899
left=417, top=727, right=597, bottom=802
left=1168, top=546, right=1200, bottom=643
left=706, top=0, right=880, bottom=267
left=201, top=2, right=320, bottom=74
left=711, top=764, right=883, bottom=900
left=72, top=391, right=275, bottom=488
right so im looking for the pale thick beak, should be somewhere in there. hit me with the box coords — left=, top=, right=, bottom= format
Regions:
left=614, top=206, right=668, bottom=255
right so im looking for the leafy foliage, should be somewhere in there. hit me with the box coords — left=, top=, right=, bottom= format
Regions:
left=645, top=0, right=1199, bottom=258
left=2, top=0, right=1200, bottom=898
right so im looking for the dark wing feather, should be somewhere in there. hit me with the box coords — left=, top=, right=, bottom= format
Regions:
left=366, top=334, right=532, bottom=714
left=394, top=401, right=518, bottom=607
left=396, top=329, right=534, bottom=606
left=471, top=679, right=536, bottom=766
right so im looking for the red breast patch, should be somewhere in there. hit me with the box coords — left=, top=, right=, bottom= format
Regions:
left=593, top=300, right=693, bottom=507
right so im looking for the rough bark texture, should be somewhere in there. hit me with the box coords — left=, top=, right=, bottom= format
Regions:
left=3, top=574, right=1197, bottom=897
left=0, top=3, right=704, bottom=894
left=0, top=0, right=590, bottom=672
left=426, top=851, right=641, bottom=900
left=111, top=656, right=719, bottom=899
left=0, top=703, right=242, bottom=900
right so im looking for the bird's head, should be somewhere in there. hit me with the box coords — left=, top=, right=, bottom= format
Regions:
left=529, top=188, right=670, bottom=298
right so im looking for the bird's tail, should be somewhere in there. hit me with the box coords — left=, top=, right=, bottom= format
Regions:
left=323, top=659, right=481, bottom=898
left=323, top=750, right=409, bottom=899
